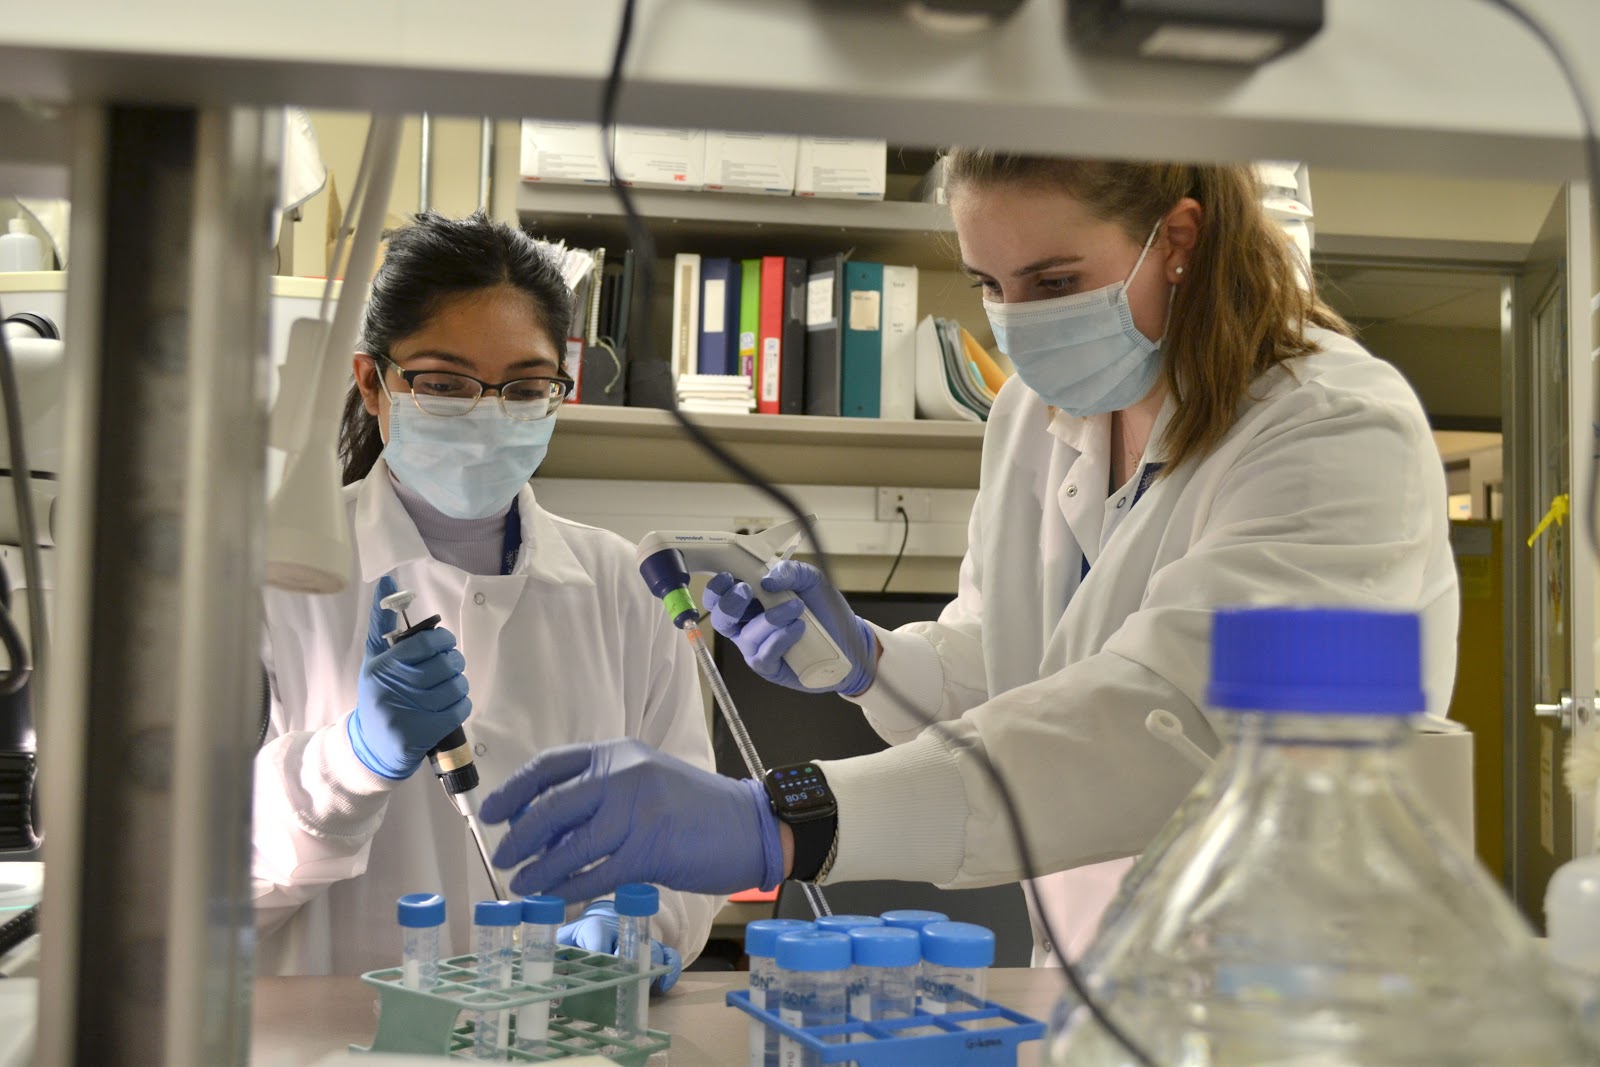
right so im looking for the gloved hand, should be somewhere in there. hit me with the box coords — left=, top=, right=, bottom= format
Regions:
left=347, top=575, right=472, bottom=780
left=703, top=560, right=878, bottom=696
left=481, top=738, right=783, bottom=901
left=559, top=900, right=685, bottom=995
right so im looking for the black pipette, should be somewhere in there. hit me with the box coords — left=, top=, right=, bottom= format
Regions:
left=381, top=589, right=508, bottom=901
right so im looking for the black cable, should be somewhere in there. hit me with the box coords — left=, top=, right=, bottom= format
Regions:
left=0, top=903, right=37, bottom=964
left=598, top=5, right=1159, bottom=1064
left=1478, top=1, right=1600, bottom=562
left=881, top=506, right=910, bottom=594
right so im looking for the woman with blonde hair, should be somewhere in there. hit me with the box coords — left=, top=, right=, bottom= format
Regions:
left=478, top=156, right=1459, bottom=963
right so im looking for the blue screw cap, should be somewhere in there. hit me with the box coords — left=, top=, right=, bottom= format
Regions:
left=815, top=914, right=885, bottom=935
left=745, top=919, right=813, bottom=959
left=522, top=894, right=565, bottom=926
left=397, top=892, right=445, bottom=929
left=774, top=930, right=852, bottom=973
left=850, top=926, right=921, bottom=968
left=880, top=909, right=948, bottom=931
left=474, top=900, right=522, bottom=927
left=1208, top=607, right=1425, bottom=715
left=920, top=921, right=995, bottom=969
left=616, top=883, right=660, bottom=917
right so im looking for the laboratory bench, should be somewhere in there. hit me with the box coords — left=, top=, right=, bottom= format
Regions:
left=250, top=968, right=1062, bottom=1065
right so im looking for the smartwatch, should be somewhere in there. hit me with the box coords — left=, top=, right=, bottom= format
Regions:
left=762, top=762, right=839, bottom=883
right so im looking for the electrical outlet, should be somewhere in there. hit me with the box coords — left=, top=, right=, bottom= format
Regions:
left=876, top=487, right=932, bottom=523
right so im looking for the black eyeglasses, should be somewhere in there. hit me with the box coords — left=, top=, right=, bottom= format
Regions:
left=376, top=356, right=572, bottom=421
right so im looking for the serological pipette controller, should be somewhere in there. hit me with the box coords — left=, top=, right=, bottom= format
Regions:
left=381, top=588, right=507, bottom=900
left=635, top=516, right=852, bottom=690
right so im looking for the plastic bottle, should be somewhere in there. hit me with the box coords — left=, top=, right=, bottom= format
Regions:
left=516, top=894, right=564, bottom=1053
left=918, top=921, right=994, bottom=1014
left=878, top=909, right=946, bottom=933
left=745, top=919, right=813, bottom=1067
left=1546, top=854, right=1600, bottom=1048
left=613, top=883, right=657, bottom=1038
left=1051, top=606, right=1597, bottom=1066
left=774, top=929, right=851, bottom=1067
left=0, top=219, right=42, bottom=273
left=846, top=926, right=919, bottom=1039
left=397, top=892, right=445, bottom=991
left=471, top=899, right=521, bottom=1061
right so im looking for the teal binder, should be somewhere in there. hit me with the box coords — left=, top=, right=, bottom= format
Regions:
left=839, top=261, right=884, bottom=419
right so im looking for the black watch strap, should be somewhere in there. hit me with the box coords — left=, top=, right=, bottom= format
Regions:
left=763, top=763, right=839, bottom=884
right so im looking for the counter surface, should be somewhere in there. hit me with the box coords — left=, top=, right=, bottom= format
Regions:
left=252, top=968, right=1066, bottom=1065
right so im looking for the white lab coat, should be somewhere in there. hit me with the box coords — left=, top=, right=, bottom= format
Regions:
left=819, top=328, right=1459, bottom=963
left=252, top=462, right=720, bottom=976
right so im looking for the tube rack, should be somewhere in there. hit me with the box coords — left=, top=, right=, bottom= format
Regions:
left=726, top=988, right=1044, bottom=1066
left=355, top=946, right=670, bottom=1063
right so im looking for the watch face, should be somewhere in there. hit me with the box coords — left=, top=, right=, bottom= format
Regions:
left=771, top=764, right=834, bottom=815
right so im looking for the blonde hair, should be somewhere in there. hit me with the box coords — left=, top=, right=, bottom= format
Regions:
left=944, top=152, right=1351, bottom=472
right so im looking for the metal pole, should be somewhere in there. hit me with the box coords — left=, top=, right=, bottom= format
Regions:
left=478, top=116, right=494, bottom=213
left=34, top=104, right=276, bottom=1065
left=419, top=111, right=433, bottom=213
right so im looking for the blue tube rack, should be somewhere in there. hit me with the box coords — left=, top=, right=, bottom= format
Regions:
left=354, top=946, right=670, bottom=1063
left=725, top=989, right=1045, bottom=1066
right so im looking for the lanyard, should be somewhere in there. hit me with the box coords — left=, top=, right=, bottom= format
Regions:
left=1080, top=462, right=1164, bottom=582
left=501, top=504, right=522, bottom=577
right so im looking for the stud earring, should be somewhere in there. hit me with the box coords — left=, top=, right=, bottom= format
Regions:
left=1175, top=265, right=1186, bottom=277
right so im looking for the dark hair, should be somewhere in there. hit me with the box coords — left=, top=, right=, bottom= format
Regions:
left=943, top=152, right=1351, bottom=474
left=337, top=211, right=575, bottom=484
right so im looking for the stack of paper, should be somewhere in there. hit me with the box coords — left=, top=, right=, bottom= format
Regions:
left=677, top=373, right=756, bottom=415
left=914, top=316, right=1008, bottom=422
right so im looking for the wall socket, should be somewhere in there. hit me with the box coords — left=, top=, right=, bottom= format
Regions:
left=876, top=487, right=932, bottom=523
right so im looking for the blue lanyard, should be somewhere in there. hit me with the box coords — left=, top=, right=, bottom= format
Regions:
left=1080, top=462, right=1164, bottom=581
left=501, top=504, right=522, bottom=577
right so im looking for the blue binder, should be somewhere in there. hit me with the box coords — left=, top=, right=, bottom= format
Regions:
left=698, top=257, right=738, bottom=376
left=839, top=261, right=884, bottom=419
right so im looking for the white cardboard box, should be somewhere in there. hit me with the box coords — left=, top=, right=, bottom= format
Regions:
left=703, top=131, right=799, bottom=196
left=795, top=137, right=887, bottom=200
left=519, top=120, right=611, bottom=185
left=611, top=126, right=706, bottom=190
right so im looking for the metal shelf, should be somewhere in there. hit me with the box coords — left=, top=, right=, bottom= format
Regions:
left=555, top=403, right=982, bottom=447
left=517, top=184, right=960, bottom=271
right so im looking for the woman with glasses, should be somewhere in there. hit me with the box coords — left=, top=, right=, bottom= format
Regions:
left=251, top=212, right=716, bottom=991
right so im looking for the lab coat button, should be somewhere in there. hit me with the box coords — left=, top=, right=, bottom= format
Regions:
left=474, top=742, right=487, bottom=757
left=1066, top=484, right=1078, bottom=498
left=474, top=592, right=487, bottom=606
left=1116, top=497, right=1127, bottom=509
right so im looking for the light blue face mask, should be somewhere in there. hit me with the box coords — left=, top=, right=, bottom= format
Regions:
left=983, top=222, right=1171, bottom=418
left=382, top=396, right=557, bottom=520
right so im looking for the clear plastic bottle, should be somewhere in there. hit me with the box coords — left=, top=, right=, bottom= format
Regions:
left=917, top=922, right=993, bottom=1014
left=397, top=892, right=445, bottom=991
left=1051, top=606, right=1597, bottom=1066
left=613, top=883, right=657, bottom=1039
left=775, top=929, right=851, bottom=1067
left=745, top=919, right=813, bottom=1067
left=516, top=894, right=564, bottom=1053
left=846, top=926, right=919, bottom=1039
left=1546, top=854, right=1600, bottom=1048
left=472, top=900, right=521, bottom=1061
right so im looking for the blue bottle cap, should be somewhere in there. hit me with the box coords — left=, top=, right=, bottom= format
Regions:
left=880, top=909, right=948, bottom=930
left=474, top=900, right=523, bottom=927
left=849, top=926, right=921, bottom=968
left=745, top=919, right=814, bottom=959
left=815, top=914, right=885, bottom=935
left=615, top=883, right=660, bottom=917
left=397, top=892, right=445, bottom=929
left=522, top=894, right=565, bottom=926
left=774, top=930, right=853, bottom=973
left=920, top=922, right=995, bottom=969
left=1208, top=607, right=1425, bottom=715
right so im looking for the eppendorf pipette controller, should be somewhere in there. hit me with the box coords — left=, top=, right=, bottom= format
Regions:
left=636, top=517, right=851, bottom=689
left=381, top=588, right=508, bottom=901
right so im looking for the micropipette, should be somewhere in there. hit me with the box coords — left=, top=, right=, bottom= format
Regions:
left=381, top=588, right=508, bottom=901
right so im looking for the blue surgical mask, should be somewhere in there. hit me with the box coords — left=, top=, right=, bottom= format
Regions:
left=382, top=398, right=557, bottom=520
left=983, top=222, right=1170, bottom=418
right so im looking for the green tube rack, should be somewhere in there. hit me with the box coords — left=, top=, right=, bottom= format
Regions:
left=354, top=946, right=671, bottom=1063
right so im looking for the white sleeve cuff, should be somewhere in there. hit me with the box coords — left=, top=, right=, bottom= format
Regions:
left=817, top=732, right=969, bottom=886
left=850, top=625, right=946, bottom=741
left=294, top=713, right=397, bottom=838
